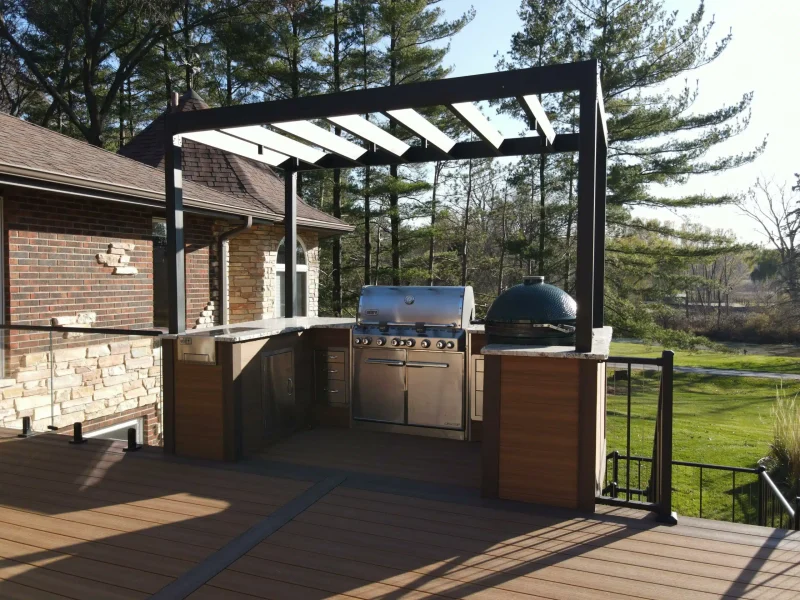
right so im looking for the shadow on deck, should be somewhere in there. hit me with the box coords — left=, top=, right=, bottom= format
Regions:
left=0, top=427, right=798, bottom=599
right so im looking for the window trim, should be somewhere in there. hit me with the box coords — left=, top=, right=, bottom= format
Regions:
left=275, top=237, right=308, bottom=317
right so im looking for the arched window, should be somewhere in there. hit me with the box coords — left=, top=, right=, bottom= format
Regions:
left=275, top=237, right=308, bottom=317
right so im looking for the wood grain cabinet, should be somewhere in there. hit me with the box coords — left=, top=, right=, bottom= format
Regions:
left=315, top=348, right=349, bottom=406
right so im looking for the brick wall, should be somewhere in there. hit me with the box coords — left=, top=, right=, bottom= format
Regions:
left=0, top=188, right=217, bottom=443
left=3, top=188, right=220, bottom=339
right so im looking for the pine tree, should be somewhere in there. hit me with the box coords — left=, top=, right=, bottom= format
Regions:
left=376, top=0, right=473, bottom=284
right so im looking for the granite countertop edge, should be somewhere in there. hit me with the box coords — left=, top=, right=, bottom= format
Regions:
left=161, top=318, right=356, bottom=343
left=481, top=326, right=613, bottom=360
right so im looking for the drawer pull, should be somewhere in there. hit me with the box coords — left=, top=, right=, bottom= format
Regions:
left=328, top=369, right=338, bottom=373
left=329, top=389, right=340, bottom=394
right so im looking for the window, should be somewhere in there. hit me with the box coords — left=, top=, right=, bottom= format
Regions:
left=275, top=237, right=307, bottom=317
left=85, top=418, right=144, bottom=444
left=152, top=218, right=168, bottom=328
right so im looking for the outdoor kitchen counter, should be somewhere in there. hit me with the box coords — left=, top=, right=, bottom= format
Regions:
left=162, top=317, right=356, bottom=343
left=481, top=326, right=612, bottom=360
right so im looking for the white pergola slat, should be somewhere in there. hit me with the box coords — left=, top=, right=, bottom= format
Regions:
left=384, top=108, right=456, bottom=153
left=272, top=120, right=367, bottom=161
left=181, top=130, right=289, bottom=166
left=449, top=102, right=504, bottom=149
left=327, top=115, right=410, bottom=157
left=519, top=95, right=556, bottom=145
left=221, top=125, right=326, bottom=164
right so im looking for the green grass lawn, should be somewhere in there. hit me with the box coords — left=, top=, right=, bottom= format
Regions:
left=605, top=369, right=798, bottom=524
left=610, top=341, right=800, bottom=375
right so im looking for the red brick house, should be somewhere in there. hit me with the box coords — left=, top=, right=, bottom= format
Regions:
left=0, top=95, right=350, bottom=441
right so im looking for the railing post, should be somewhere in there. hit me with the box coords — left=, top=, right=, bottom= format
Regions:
left=794, top=496, right=799, bottom=531
left=758, top=467, right=766, bottom=527
left=657, top=350, right=676, bottom=524
left=612, top=450, right=619, bottom=498
left=17, top=416, right=32, bottom=438
left=69, top=422, right=87, bottom=445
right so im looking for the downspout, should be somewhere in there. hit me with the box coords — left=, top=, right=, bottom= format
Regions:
left=218, top=216, right=253, bottom=325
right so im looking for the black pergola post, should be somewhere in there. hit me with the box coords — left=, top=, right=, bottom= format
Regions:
left=284, top=167, right=298, bottom=318
left=164, top=133, right=186, bottom=334
left=593, top=105, right=608, bottom=329
left=575, top=68, right=598, bottom=352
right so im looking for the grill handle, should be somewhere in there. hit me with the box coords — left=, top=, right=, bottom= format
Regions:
left=406, top=361, right=449, bottom=369
left=365, top=358, right=405, bottom=367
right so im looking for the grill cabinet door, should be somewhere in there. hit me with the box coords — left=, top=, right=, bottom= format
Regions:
left=406, top=351, right=464, bottom=430
left=353, top=348, right=406, bottom=424
left=262, top=349, right=295, bottom=442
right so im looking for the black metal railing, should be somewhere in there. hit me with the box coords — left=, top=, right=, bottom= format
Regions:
left=603, top=452, right=800, bottom=530
left=597, top=351, right=675, bottom=522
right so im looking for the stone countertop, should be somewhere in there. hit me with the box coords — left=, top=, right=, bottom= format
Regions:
left=481, top=326, right=613, bottom=360
left=466, top=324, right=485, bottom=334
left=162, top=317, right=356, bottom=343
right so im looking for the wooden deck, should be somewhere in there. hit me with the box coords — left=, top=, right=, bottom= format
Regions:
left=1, top=429, right=799, bottom=599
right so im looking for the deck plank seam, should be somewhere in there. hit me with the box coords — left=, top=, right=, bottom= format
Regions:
left=149, top=474, right=346, bottom=600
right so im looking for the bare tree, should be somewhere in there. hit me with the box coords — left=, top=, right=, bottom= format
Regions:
left=738, top=178, right=800, bottom=304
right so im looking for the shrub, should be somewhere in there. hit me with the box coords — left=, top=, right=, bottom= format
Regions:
left=768, top=384, right=800, bottom=493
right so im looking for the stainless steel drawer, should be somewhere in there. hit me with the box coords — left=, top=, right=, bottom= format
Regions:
left=320, top=350, right=345, bottom=364
left=322, top=364, right=345, bottom=381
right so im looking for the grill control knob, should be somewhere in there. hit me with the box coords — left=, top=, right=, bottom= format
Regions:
left=362, top=337, right=371, bottom=345
left=436, top=340, right=446, bottom=349
left=391, top=338, right=401, bottom=347
left=354, top=337, right=362, bottom=345
left=446, top=341, right=455, bottom=349
left=405, top=339, right=415, bottom=348
left=420, top=339, right=430, bottom=348
left=376, top=337, right=386, bottom=346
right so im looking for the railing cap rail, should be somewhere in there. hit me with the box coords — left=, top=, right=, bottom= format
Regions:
left=0, top=323, right=163, bottom=337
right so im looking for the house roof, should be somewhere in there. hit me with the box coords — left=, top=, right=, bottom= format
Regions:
left=0, top=111, right=278, bottom=221
left=119, top=90, right=352, bottom=233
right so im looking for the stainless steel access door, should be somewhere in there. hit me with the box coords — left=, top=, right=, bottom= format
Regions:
left=353, top=348, right=406, bottom=424
left=406, top=351, right=464, bottom=430
left=261, top=348, right=295, bottom=441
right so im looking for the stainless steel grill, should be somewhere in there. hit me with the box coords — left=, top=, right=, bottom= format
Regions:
left=352, top=286, right=474, bottom=433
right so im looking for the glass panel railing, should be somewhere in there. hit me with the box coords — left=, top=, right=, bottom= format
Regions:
left=0, top=326, right=162, bottom=446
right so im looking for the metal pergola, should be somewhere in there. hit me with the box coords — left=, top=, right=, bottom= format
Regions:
left=164, top=59, right=608, bottom=352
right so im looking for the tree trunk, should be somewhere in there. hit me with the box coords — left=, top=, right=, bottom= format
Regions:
left=537, top=154, right=546, bottom=275
left=428, top=162, right=442, bottom=285
left=388, top=17, right=400, bottom=285
left=460, top=159, right=473, bottom=286
left=364, top=167, right=372, bottom=285
left=498, top=186, right=508, bottom=296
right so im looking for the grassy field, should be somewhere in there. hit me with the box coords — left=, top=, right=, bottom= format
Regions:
left=610, top=341, right=800, bottom=375
left=604, top=366, right=799, bottom=524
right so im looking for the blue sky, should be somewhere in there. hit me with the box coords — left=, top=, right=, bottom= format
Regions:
left=437, top=0, right=800, bottom=244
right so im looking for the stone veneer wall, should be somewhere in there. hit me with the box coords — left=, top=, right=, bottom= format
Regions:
left=227, top=225, right=319, bottom=323
left=0, top=337, right=162, bottom=438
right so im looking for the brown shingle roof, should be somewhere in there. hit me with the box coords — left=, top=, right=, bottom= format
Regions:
left=0, top=111, right=278, bottom=220
left=119, top=90, right=350, bottom=231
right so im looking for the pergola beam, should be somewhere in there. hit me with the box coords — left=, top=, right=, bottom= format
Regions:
left=181, top=130, right=288, bottom=166
left=221, top=125, right=326, bottom=164
left=384, top=109, right=456, bottom=154
left=170, top=61, right=593, bottom=134
left=449, top=102, right=504, bottom=151
left=327, top=115, right=410, bottom=158
left=272, top=120, right=366, bottom=162
left=280, top=133, right=580, bottom=171
left=518, top=95, right=556, bottom=145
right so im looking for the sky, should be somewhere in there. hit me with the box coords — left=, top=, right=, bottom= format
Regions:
left=437, top=0, right=800, bottom=245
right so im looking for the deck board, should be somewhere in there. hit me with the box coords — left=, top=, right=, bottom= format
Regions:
left=0, top=429, right=798, bottom=599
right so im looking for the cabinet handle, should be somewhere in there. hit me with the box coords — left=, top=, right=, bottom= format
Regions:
left=329, top=389, right=339, bottom=394
left=287, top=378, right=293, bottom=395
left=328, top=354, right=338, bottom=360
left=328, top=369, right=338, bottom=373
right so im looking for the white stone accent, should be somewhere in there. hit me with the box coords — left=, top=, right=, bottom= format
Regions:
left=114, top=266, right=138, bottom=275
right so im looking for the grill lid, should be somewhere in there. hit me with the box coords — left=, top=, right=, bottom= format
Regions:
left=357, top=285, right=475, bottom=328
left=486, top=276, right=576, bottom=325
